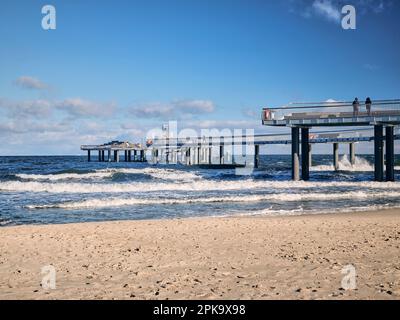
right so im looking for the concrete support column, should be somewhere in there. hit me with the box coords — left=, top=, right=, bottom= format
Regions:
left=254, top=145, right=260, bottom=168
left=124, top=150, right=128, bottom=162
left=219, top=137, right=225, bottom=165
left=87, top=150, right=91, bottom=162
left=386, top=126, right=395, bottom=182
left=208, top=137, right=213, bottom=165
left=374, top=125, right=384, bottom=182
left=349, top=143, right=355, bottom=165
left=301, top=128, right=310, bottom=181
left=186, top=148, right=191, bottom=165
left=128, top=150, right=131, bottom=162
left=166, top=138, right=169, bottom=164
left=308, top=144, right=312, bottom=167
left=197, top=147, right=201, bottom=164
left=114, top=150, right=119, bottom=162
left=333, top=143, right=339, bottom=171
left=98, top=150, right=101, bottom=162
left=291, top=127, right=300, bottom=181
left=140, top=150, right=145, bottom=162
left=107, top=150, right=111, bottom=162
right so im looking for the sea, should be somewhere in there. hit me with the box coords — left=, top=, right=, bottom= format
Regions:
left=1, top=155, right=399, bottom=226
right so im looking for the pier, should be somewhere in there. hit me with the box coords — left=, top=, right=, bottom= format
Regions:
left=150, top=127, right=400, bottom=170
left=262, top=99, right=400, bottom=181
left=81, top=141, right=147, bottom=162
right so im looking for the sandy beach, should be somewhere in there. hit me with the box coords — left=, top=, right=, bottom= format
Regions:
left=0, top=209, right=399, bottom=300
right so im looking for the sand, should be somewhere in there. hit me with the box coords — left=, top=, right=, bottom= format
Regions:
left=0, top=209, right=399, bottom=300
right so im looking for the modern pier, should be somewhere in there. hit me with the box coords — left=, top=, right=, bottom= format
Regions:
left=262, top=99, right=400, bottom=181
left=80, top=99, right=399, bottom=182
left=80, top=141, right=147, bottom=162
left=150, top=127, right=400, bottom=169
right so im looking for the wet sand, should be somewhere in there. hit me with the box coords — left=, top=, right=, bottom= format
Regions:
left=0, top=209, right=399, bottom=299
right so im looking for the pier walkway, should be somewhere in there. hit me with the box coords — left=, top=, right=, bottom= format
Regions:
left=80, top=141, right=146, bottom=162
left=262, top=99, right=400, bottom=181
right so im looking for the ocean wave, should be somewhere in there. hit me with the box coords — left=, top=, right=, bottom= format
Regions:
left=235, top=203, right=398, bottom=218
left=311, top=155, right=375, bottom=172
left=14, top=167, right=201, bottom=182
left=25, top=190, right=400, bottom=209
left=3, top=178, right=400, bottom=194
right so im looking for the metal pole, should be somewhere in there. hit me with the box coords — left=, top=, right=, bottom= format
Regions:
left=374, top=125, right=384, bottom=181
left=291, top=127, right=300, bottom=181
left=87, top=150, right=91, bottom=162
left=301, top=128, right=310, bottom=181
left=333, top=143, right=339, bottom=171
left=254, top=145, right=260, bottom=168
left=208, top=137, right=212, bottom=164
left=386, top=126, right=395, bottom=182
left=219, top=137, right=224, bottom=165
left=349, top=143, right=355, bottom=165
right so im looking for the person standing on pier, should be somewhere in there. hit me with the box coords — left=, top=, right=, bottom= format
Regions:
left=365, top=97, right=372, bottom=116
left=352, top=98, right=360, bottom=116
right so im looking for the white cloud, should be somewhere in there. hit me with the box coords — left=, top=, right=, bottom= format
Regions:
left=55, top=98, right=117, bottom=118
left=129, top=99, right=215, bottom=120
left=289, top=0, right=392, bottom=23
left=173, top=99, right=215, bottom=114
left=14, top=76, right=49, bottom=90
left=312, top=0, right=341, bottom=23
left=0, top=98, right=52, bottom=118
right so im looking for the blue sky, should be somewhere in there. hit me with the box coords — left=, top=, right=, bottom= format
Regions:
left=0, top=0, right=399, bottom=154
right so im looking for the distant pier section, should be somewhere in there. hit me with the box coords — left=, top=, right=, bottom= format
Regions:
left=262, top=99, right=400, bottom=182
left=81, top=141, right=147, bottom=162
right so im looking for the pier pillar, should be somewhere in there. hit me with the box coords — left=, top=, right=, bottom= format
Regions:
left=186, top=148, right=191, bottom=165
left=386, top=126, right=395, bottom=182
left=114, top=150, right=119, bottom=162
left=219, top=137, right=225, bottom=165
left=291, top=127, right=300, bottom=181
left=301, top=128, right=310, bottom=181
left=349, top=143, right=355, bottom=165
left=124, top=150, right=128, bottom=162
left=133, top=150, right=137, bottom=162
left=140, top=150, right=145, bottom=162
left=374, top=125, right=384, bottom=182
left=254, top=145, right=260, bottom=168
left=166, top=137, right=170, bottom=164
left=98, top=150, right=102, bottom=162
left=107, top=150, right=111, bottom=162
left=87, top=150, right=91, bottom=162
left=208, top=137, right=213, bottom=165
left=309, top=144, right=312, bottom=167
left=197, top=147, right=201, bottom=164
left=153, top=149, right=158, bottom=163
left=333, top=143, right=339, bottom=171
left=128, top=150, right=131, bottom=162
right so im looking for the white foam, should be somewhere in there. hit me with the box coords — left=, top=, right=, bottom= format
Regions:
left=3, top=173, right=400, bottom=194
left=16, top=167, right=201, bottom=182
left=16, top=172, right=113, bottom=181
left=26, top=190, right=400, bottom=209
left=241, top=203, right=398, bottom=218
left=311, top=155, right=375, bottom=172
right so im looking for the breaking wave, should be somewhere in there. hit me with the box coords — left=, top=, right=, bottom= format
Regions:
left=26, top=190, right=400, bottom=209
